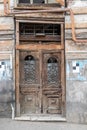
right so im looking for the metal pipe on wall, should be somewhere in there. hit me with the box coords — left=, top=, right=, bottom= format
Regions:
left=3, top=0, right=87, bottom=44
left=69, top=9, right=87, bottom=43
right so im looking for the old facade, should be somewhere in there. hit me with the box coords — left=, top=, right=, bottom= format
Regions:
left=0, top=0, right=87, bottom=124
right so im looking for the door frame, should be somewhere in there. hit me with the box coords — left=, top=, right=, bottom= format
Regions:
left=15, top=20, right=66, bottom=117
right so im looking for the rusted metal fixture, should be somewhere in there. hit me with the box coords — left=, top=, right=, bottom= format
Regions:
left=4, top=0, right=8, bottom=14
left=4, top=0, right=9, bottom=15
left=56, top=0, right=64, bottom=6
left=6, top=8, right=70, bottom=14
left=70, top=9, right=87, bottom=43
left=3, top=0, right=87, bottom=43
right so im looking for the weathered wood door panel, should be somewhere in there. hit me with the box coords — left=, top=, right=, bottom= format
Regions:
left=42, top=51, right=62, bottom=114
left=19, top=50, right=62, bottom=115
left=19, top=51, right=41, bottom=114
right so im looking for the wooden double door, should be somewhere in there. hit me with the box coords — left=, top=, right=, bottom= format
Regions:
left=19, top=50, right=64, bottom=115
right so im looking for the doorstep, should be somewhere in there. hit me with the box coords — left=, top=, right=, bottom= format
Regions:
left=15, top=114, right=66, bottom=121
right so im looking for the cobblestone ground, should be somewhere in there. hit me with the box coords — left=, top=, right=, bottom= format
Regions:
left=0, top=118, right=87, bottom=130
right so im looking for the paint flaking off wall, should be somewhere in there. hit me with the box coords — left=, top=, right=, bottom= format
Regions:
left=0, top=60, right=12, bottom=80
left=67, top=60, right=87, bottom=81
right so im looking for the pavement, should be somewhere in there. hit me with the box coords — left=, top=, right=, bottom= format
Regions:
left=0, top=118, right=87, bottom=130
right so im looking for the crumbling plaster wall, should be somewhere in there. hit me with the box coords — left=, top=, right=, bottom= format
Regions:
left=65, top=0, right=87, bottom=123
left=0, top=0, right=15, bottom=117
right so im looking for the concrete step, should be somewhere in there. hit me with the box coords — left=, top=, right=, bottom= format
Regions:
left=15, top=114, right=66, bottom=121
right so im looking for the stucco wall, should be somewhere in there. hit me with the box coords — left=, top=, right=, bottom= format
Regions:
left=66, top=57, right=87, bottom=123
left=65, top=0, right=87, bottom=123
left=0, top=0, right=15, bottom=117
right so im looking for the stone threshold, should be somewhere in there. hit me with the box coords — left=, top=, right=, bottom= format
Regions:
left=15, top=114, right=66, bottom=122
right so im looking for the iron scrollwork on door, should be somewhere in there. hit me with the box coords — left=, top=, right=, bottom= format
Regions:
left=24, top=55, right=37, bottom=84
left=47, top=57, right=59, bottom=85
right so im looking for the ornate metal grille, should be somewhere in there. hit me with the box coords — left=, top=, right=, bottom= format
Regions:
left=47, top=57, right=59, bottom=84
left=24, top=55, right=37, bottom=84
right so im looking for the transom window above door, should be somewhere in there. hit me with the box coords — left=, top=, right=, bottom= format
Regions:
left=19, top=0, right=57, bottom=4
left=19, top=23, right=61, bottom=42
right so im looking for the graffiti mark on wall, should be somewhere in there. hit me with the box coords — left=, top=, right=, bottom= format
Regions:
left=67, top=60, right=87, bottom=81
left=0, top=60, right=12, bottom=80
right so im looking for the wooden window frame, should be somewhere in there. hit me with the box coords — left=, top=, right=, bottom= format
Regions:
left=17, top=0, right=58, bottom=4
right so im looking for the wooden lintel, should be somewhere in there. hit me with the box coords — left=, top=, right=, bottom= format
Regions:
left=16, top=44, right=64, bottom=51
left=16, top=19, right=64, bottom=24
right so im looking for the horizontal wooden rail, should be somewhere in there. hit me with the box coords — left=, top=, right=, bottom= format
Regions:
left=16, top=44, right=64, bottom=50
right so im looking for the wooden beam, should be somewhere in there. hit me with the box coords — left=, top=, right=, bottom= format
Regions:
left=15, top=12, right=64, bottom=18
left=61, top=50, right=66, bottom=117
left=19, top=35, right=61, bottom=42
left=61, top=23, right=64, bottom=45
left=15, top=21, right=20, bottom=117
left=16, top=19, right=64, bottom=24
left=16, top=44, right=64, bottom=51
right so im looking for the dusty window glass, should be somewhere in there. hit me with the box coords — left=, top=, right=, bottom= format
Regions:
left=48, top=0, right=57, bottom=3
left=24, top=55, right=37, bottom=84
left=47, top=57, right=59, bottom=84
left=19, top=0, right=57, bottom=4
left=20, top=23, right=61, bottom=36
left=33, top=0, right=45, bottom=3
left=19, top=0, right=30, bottom=3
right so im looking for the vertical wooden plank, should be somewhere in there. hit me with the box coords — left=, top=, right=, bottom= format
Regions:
left=61, top=22, right=66, bottom=116
left=61, top=50, right=66, bottom=117
left=61, top=23, right=64, bottom=45
left=39, top=50, right=43, bottom=113
left=15, top=21, right=20, bottom=116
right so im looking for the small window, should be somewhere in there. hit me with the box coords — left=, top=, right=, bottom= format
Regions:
left=19, top=0, right=57, bottom=4
left=19, top=0, right=30, bottom=3
left=19, top=23, right=61, bottom=42
left=20, top=23, right=61, bottom=36
left=33, top=0, right=45, bottom=3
